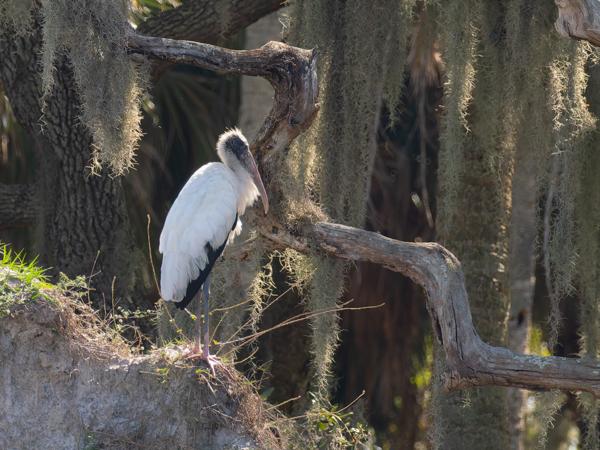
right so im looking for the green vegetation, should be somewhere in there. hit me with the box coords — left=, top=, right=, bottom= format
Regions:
left=0, top=243, right=156, bottom=353
left=304, top=394, right=373, bottom=449
left=0, top=243, right=52, bottom=316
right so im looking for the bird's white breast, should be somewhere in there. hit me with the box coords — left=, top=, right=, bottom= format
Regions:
left=159, top=163, right=243, bottom=301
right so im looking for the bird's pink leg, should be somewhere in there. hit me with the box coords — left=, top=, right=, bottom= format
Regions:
left=185, top=276, right=220, bottom=375
left=201, top=327, right=219, bottom=375
left=201, top=275, right=220, bottom=374
left=183, top=290, right=203, bottom=358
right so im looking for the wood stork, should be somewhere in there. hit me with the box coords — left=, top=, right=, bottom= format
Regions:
left=159, top=128, right=268, bottom=364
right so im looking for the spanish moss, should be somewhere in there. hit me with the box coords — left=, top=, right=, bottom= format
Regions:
left=435, top=0, right=478, bottom=236
left=288, top=0, right=416, bottom=397
left=39, top=0, right=145, bottom=174
left=435, top=2, right=518, bottom=448
left=545, top=42, right=595, bottom=349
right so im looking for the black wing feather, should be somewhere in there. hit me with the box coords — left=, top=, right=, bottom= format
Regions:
left=174, top=215, right=238, bottom=310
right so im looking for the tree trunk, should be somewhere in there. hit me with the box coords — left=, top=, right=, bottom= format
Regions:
left=0, top=1, right=286, bottom=310
left=0, top=14, right=145, bottom=308
left=337, top=81, right=440, bottom=447
left=435, top=3, right=513, bottom=447
left=0, top=183, right=37, bottom=230
left=436, top=145, right=512, bottom=449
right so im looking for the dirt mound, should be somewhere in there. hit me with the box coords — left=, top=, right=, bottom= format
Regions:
left=0, top=293, right=282, bottom=449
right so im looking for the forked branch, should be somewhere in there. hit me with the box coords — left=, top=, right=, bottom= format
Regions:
left=132, top=27, right=600, bottom=396
left=127, top=33, right=319, bottom=171
left=307, top=224, right=600, bottom=396
left=252, top=219, right=600, bottom=396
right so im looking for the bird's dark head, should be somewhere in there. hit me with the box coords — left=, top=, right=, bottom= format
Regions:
left=220, top=130, right=247, bottom=159
left=216, top=128, right=269, bottom=214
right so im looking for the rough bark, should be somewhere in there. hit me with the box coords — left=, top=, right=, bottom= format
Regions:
left=555, top=0, right=600, bottom=47
left=0, top=183, right=37, bottom=229
left=0, top=16, right=144, bottom=308
left=0, top=298, right=280, bottom=449
left=436, top=162, right=512, bottom=442
left=137, top=0, right=283, bottom=43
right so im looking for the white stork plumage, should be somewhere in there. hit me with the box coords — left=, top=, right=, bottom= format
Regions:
left=159, top=128, right=268, bottom=363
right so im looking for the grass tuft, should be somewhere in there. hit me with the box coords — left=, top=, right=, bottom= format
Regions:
left=0, top=244, right=52, bottom=316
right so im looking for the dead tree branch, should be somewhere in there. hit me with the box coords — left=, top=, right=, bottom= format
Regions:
left=256, top=221, right=600, bottom=396
left=555, top=0, right=600, bottom=46
left=131, top=26, right=600, bottom=397
left=127, top=33, right=319, bottom=169
left=311, top=224, right=600, bottom=396
left=0, top=183, right=37, bottom=230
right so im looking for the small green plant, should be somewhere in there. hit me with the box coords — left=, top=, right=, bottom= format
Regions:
left=305, top=394, right=373, bottom=449
left=0, top=244, right=50, bottom=288
left=55, top=272, right=90, bottom=300
left=0, top=243, right=52, bottom=316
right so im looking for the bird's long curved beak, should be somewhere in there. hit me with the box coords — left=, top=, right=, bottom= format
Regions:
left=244, top=153, right=269, bottom=215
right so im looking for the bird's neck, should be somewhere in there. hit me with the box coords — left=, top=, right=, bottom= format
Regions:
left=226, top=162, right=259, bottom=215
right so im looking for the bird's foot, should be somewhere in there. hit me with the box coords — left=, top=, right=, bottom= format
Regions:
left=182, top=345, right=220, bottom=375
left=203, top=352, right=220, bottom=376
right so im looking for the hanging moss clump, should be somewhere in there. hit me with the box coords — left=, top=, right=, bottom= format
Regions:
left=434, top=0, right=598, bottom=447
left=434, top=1, right=517, bottom=448
left=39, top=0, right=146, bottom=175
left=504, top=2, right=564, bottom=448
left=570, top=58, right=600, bottom=450
left=287, top=0, right=416, bottom=398
left=211, top=239, right=273, bottom=358
left=435, top=0, right=478, bottom=237
left=0, top=0, right=35, bottom=32
left=544, top=42, right=596, bottom=349
left=575, top=133, right=600, bottom=449
left=1, top=0, right=146, bottom=175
